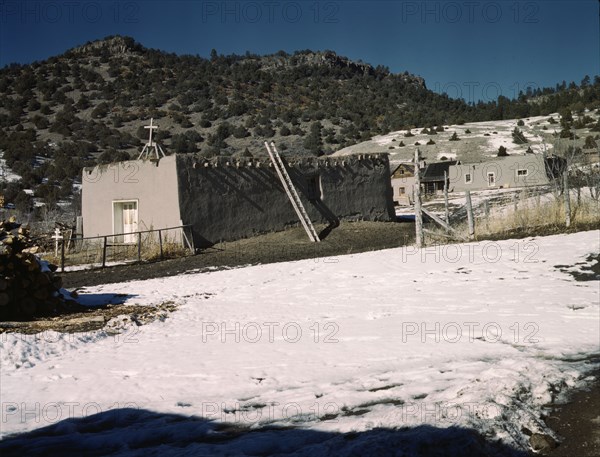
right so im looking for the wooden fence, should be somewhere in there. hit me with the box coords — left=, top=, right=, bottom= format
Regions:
left=46, top=225, right=195, bottom=272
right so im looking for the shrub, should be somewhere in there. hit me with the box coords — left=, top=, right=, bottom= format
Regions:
left=584, top=135, right=597, bottom=149
left=449, top=132, right=460, bottom=141
left=497, top=146, right=508, bottom=157
left=512, top=127, right=528, bottom=144
left=32, top=115, right=49, bottom=129
left=517, top=119, right=525, bottom=126
left=426, top=139, right=435, bottom=145
left=91, top=102, right=109, bottom=119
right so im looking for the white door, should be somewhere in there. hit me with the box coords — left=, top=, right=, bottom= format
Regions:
left=117, top=202, right=138, bottom=243
left=487, top=172, right=496, bottom=187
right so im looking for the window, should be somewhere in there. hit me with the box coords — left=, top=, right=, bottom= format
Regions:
left=399, top=169, right=405, bottom=175
left=516, top=169, right=528, bottom=177
left=399, top=187, right=405, bottom=195
left=465, top=173, right=472, bottom=184
left=306, top=175, right=322, bottom=201
left=487, top=172, right=496, bottom=187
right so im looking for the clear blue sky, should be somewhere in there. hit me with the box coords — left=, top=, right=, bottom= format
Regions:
left=1, top=0, right=598, bottom=102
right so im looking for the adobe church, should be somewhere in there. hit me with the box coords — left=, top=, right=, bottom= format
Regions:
left=81, top=121, right=395, bottom=248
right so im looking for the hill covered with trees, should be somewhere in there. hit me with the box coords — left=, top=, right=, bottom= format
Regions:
left=0, top=35, right=599, bottom=213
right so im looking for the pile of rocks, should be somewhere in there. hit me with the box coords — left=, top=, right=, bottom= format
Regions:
left=0, top=217, right=78, bottom=321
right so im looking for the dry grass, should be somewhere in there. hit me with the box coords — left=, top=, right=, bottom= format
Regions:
left=40, top=228, right=193, bottom=269
left=426, top=189, right=599, bottom=243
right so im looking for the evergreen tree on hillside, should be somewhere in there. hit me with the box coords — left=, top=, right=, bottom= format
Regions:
left=512, top=127, right=528, bottom=144
left=303, top=121, right=323, bottom=155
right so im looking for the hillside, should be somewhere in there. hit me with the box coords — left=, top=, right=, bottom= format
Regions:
left=334, top=111, right=600, bottom=167
left=0, top=35, right=599, bottom=215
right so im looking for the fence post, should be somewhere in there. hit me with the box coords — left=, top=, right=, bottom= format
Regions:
left=102, top=236, right=108, bottom=268
left=60, top=239, right=65, bottom=273
left=484, top=199, right=490, bottom=231
left=158, top=229, right=164, bottom=260
left=563, top=169, right=571, bottom=227
left=414, top=149, right=424, bottom=248
left=465, top=190, right=475, bottom=239
left=137, top=231, right=142, bottom=262
left=189, top=226, right=196, bottom=254
left=443, top=170, right=449, bottom=224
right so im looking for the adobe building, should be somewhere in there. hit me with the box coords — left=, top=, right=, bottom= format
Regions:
left=81, top=153, right=396, bottom=247
left=390, top=163, right=416, bottom=205
left=448, top=155, right=566, bottom=192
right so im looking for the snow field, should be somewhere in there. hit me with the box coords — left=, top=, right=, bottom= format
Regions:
left=1, top=230, right=598, bottom=452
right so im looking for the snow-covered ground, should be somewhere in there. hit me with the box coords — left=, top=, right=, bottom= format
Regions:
left=1, top=230, right=599, bottom=455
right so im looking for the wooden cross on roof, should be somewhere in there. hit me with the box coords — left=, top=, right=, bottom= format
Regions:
left=138, top=117, right=166, bottom=160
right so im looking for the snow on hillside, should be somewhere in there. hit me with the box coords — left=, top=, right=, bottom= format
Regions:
left=1, top=230, right=598, bottom=455
left=333, top=112, right=599, bottom=167
left=0, top=151, right=22, bottom=183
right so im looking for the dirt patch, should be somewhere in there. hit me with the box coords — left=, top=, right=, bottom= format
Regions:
left=62, top=221, right=415, bottom=289
left=543, top=371, right=600, bottom=457
left=0, top=301, right=178, bottom=334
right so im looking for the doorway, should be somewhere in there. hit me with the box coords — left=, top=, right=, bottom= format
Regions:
left=113, top=201, right=138, bottom=243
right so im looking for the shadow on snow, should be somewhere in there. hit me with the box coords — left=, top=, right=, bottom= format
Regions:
left=0, top=407, right=533, bottom=457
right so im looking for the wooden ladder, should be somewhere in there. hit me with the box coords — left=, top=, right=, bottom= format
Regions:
left=265, top=142, right=320, bottom=243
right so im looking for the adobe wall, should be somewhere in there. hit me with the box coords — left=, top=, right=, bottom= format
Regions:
left=449, top=155, right=551, bottom=192
left=175, top=154, right=395, bottom=246
left=81, top=156, right=181, bottom=238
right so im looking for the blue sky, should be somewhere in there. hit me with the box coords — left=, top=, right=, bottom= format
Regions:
left=0, top=0, right=598, bottom=102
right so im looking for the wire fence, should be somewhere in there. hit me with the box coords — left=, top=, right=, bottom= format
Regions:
left=39, top=225, right=195, bottom=272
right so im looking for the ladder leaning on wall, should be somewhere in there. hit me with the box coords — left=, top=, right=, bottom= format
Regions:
left=264, top=141, right=320, bottom=243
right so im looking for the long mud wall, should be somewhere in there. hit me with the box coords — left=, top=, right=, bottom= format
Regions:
left=175, top=154, right=395, bottom=247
